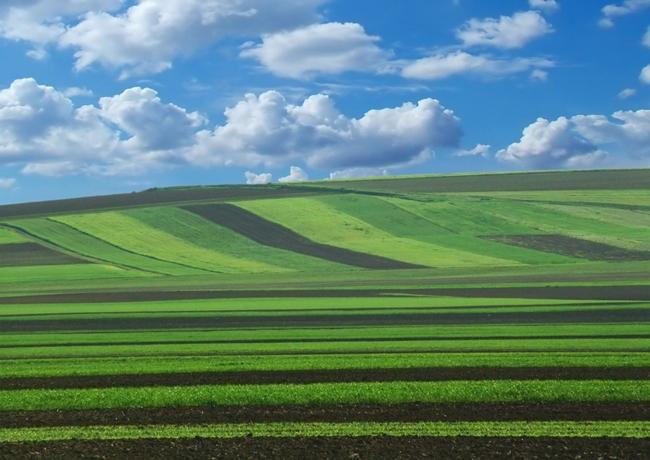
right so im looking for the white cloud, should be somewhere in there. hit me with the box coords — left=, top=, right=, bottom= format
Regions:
left=456, top=11, right=552, bottom=49
left=530, top=69, right=549, bottom=81
left=241, top=22, right=391, bottom=79
left=0, top=178, right=16, bottom=189
left=63, top=87, right=94, bottom=98
left=329, top=167, right=389, bottom=180
left=455, top=144, right=491, bottom=157
left=401, top=51, right=553, bottom=80
left=279, top=166, right=309, bottom=183
left=498, top=109, right=650, bottom=168
left=599, top=0, right=650, bottom=27
left=529, top=0, right=559, bottom=12
left=0, top=79, right=465, bottom=177
left=619, top=88, right=637, bottom=99
left=644, top=26, right=650, bottom=47
left=0, top=78, right=204, bottom=176
left=189, top=91, right=463, bottom=171
left=244, top=171, right=272, bottom=184
left=59, top=0, right=325, bottom=78
left=0, top=0, right=123, bottom=59
left=641, top=65, right=650, bottom=84
left=98, top=87, right=205, bottom=151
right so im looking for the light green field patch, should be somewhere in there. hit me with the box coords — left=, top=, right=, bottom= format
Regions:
left=238, top=197, right=516, bottom=268
left=8, top=218, right=201, bottom=275
left=125, top=207, right=350, bottom=273
left=0, top=227, right=29, bottom=244
left=0, top=264, right=139, bottom=285
left=54, top=212, right=291, bottom=274
left=317, top=194, right=576, bottom=265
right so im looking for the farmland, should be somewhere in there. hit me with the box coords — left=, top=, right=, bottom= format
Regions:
left=0, top=168, right=649, bottom=458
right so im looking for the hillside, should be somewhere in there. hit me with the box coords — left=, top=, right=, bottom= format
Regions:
left=0, top=168, right=649, bottom=296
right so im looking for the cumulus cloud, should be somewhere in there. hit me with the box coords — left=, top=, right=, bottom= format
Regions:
left=329, top=167, right=389, bottom=180
left=0, top=78, right=204, bottom=176
left=0, top=79, right=464, bottom=177
left=58, top=0, right=324, bottom=78
left=644, top=26, right=650, bottom=47
left=0, top=1, right=123, bottom=44
left=189, top=91, right=463, bottom=171
left=498, top=109, right=650, bottom=168
left=619, top=88, right=637, bottom=99
left=456, top=11, right=552, bottom=49
left=530, top=69, right=549, bottom=81
left=599, top=0, right=650, bottom=27
left=241, top=22, right=391, bottom=79
left=529, top=0, right=559, bottom=12
left=0, top=178, right=16, bottom=189
left=244, top=171, right=272, bottom=184
left=455, top=144, right=491, bottom=157
left=401, top=51, right=553, bottom=80
left=63, top=87, right=94, bottom=98
left=279, top=166, right=309, bottom=183
left=641, top=65, right=650, bottom=84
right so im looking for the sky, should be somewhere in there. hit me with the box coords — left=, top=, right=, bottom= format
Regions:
left=0, top=0, right=649, bottom=204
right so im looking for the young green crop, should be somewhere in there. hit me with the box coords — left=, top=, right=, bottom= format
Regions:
left=1, top=421, right=649, bottom=443
left=2, top=381, right=649, bottom=411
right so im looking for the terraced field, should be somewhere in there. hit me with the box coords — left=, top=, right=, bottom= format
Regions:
left=0, top=169, right=649, bottom=459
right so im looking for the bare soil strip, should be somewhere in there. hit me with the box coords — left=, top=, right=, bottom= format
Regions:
left=1, top=309, right=648, bottom=332
left=0, top=243, right=89, bottom=267
left=2, top=402, right=650, bottom=428
left=3, top=333, right=647, bottom=350
left=1, top=436, right=649, bottom=459
left=486, top=234, right=650, bottom=261
left=3, top=367, right=649, bottom=391
left=2, top=285, right=649, bottom=304
left=184, top=204, right=423, bottom=270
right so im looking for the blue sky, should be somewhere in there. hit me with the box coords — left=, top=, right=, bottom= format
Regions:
left=0, top=0, right=649, bottom=203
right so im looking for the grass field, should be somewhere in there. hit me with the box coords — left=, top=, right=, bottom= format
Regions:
left=0, top=168, right=649, bottom=458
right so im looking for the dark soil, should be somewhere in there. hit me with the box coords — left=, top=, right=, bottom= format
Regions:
left=2, top=308, right=648, bottom=332
left=0, top=243, right=89, bottom=267
left=486, top=234, right=650, bottom=261
left=4, top=402, right=650, bottom=428
left=2, top=367, right=649, bottom=391
left=2, top=436, right=649, bottom=459
left=184, top=204, right=423, bottom=270
left=4, top=366, right=649, bottom=390
left=2, top=285, right=649, bottom=304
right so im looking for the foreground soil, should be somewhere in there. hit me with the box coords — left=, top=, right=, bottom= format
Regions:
left=3, top=402, right=650, bottom=428
left=3, top=367, right=650, bottom=390
left=2, top=284, right=650, bottom=304
left=1, top=436, right=649, bottom=460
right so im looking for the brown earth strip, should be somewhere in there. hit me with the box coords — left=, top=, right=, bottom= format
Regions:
left=1, top=436, right=649, bottom=460
left=1, top=309, right=648, bottom=332
left=0, top=242, right=89, bottom=267
left=2, top=402, right=650, bottom=428
left=3, top=367, right=650, bottom=390
left=2, top=285, right=650, bottom=304
left=184, top=203, right=423, bottom=270
left=3, top=333, right=648, bottom=349
left=486, top=234, right=650, bottom=261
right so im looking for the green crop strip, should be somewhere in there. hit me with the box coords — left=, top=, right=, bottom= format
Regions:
left=1, top=421, right=649, bottom=443
left=2, top=381, right=649, bottom=411
left=3, top=352, right=648, bottom=379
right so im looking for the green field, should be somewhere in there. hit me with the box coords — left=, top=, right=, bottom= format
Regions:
left=1, top=169, right=649, bottom=456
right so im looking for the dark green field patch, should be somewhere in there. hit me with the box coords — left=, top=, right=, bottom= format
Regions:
left=486, top=234, right=650, bottom=261
left=184, top=204, right=423, bottom=270
left=0, top=243, right=90, bottom=267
